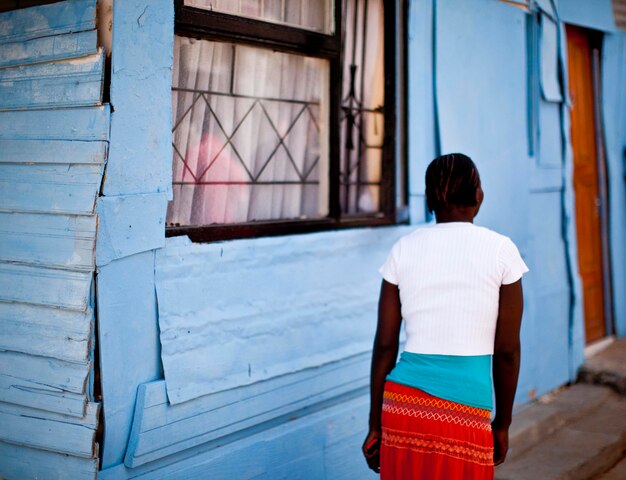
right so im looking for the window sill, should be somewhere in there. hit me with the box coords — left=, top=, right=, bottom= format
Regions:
left=166, top=210, right=409, bottom=243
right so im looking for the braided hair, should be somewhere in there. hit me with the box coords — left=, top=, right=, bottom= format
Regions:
left=425, top=153, right=481, bottom=214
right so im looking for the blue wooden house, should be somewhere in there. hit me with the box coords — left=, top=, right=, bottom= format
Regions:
left=0, top=0, right=624, bottom=478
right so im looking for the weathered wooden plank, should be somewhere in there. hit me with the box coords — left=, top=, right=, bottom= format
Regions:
left=103, top=396, right=372, bottom=480
left=156, top=227, right=407, bottom=405
left=0, top=301, right=92, bottom=337
left=0, top=139, right=107, bottom=164
left=0, top=440, right=98, bottom=480
left=125, top=352, right=369, bottom=467
left=3, top=400, right=99, bottom=429
left=0, top=302, right=91, bottom=363
left=0, top=0, right=96, bottom=45
left=0, top=105, right=110, bottom=141
left=96, top=251, right=163, bottom=468
left=0, top=212, right=96, bottom=270
left=104, top=0, right=173, bottom=196
left=0, top=50, right=104, bottom=110
left=0, top=317, right=90, bottom=363
left=96, top=193, right=167, bottom=267
left=0, top=401, right=99, bottom=458
left=0, top=262, right=93, bottom=310
left=0, top=29, right=97, bottom=69
left=0, top=308, right=91, bottom=364
left=0, top=350, right=90, bottom=396
left=0, top=163, right=103, bottom=215
left=0, top=374, right=86, bottom=417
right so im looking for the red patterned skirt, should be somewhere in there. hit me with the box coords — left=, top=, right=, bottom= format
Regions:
left=381, top=381, right=494, bottom=479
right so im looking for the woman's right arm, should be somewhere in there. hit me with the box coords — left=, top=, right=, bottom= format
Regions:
left=492, top=278, right=524, bottom=466
left=362, top=279, right=402, bottom=472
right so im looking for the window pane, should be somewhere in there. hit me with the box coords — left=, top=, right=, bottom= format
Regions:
left=340, top=0, right=385, bottom=215
left=184, top=0, right=334, bottom=34
left=168, top=36, right=329, bottom=227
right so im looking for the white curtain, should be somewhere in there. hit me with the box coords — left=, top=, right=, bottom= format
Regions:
left=185, top=0, right=333, bottom=34
left=168, top=37, right=329, bottom=226
left=340, top=0, right=385, bottom=214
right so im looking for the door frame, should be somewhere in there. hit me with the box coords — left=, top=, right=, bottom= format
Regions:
left=566, top=24, right=615, bottom=343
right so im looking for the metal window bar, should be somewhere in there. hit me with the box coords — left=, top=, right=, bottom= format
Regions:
left=171, top=89, right=322, bottom=186
left=339, top=0, right=384, bottom=215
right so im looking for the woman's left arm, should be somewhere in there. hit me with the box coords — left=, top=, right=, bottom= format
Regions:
left=492, top=278, right=524, bottom=466
left=362, top=280, right=403, bottom=472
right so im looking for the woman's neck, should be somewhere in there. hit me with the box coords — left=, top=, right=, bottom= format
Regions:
left=435, top=209, right=475, bottom=224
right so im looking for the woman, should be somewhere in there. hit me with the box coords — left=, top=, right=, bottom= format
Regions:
left=362, top=153, right=528, bottom=479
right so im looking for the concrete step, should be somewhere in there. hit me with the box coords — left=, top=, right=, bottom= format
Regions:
left=578, top=339, right=626, bottom=394
left=496, top=385, right=626, bottom=480
left=506, top=384, right=613, bottom=461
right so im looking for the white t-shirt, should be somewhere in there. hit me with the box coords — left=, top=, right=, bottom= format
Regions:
left=379, top=222, right=529, bottom=355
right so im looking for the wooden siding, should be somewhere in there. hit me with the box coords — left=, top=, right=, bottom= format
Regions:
left=0, top=1, right=105, bottom=479
left=125, top=352, right=370, bottom=467
left=0, top=29, right=98, bottom=69
left=0, top=49, right=104, bottom=110
left=155, top=227, right=407, bottom=406
left=0, top=441, right=99, bottom=480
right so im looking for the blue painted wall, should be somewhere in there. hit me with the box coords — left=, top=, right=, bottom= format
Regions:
left=96, top=0, right=625, bottom=478
left=3, top=0, right=623, bottom=478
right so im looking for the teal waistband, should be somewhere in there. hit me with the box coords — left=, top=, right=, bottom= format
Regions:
left=386, top=351, right=493, bottom=410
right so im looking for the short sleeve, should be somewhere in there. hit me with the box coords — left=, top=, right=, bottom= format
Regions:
left=379, top=240, right=401, bottom=285
left=498, top=237, right=529, bottom=285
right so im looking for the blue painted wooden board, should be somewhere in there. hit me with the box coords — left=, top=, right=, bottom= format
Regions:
left=556, top=19, right=585, bottom=378
left=0, top=139, right=107, bottom=164
left=0, top=301, right=92, bottom=363
left=125, top=352, right=369, bottom=467
left=0, top=350, right=89, bottom=396
left=323, top=396, right=373, bottom=479
left=0, top=212, right=96, bottom=270
left=101, top=394, right=373, bottom=480
left=558, top=0, right=616, bottom=32
left=0, top=373, right=87, bottom=417
left=0, top=163, right=103, bottom=215
left=0, top=0, right=96, bottom=45
left=155, top=227, right=408, bottom=405
left=539, top=14, right=562, bottom=102
left=602, top=34, right=626, bottom=337
left=105, top=0, right=173, bottom=196
left=96, top=193, right=167, bottom=267
left=0, top=50, right=104, bottom=110
left=0, top=302, right=91, bottom=340
left=0, top=29, right=97, bottom=69
left=0, top=401, right=99, bottom=458
left=96, top=251, right=163, bottom=468
left=0, top=441, right=97, bottom=480
left=0, top=105, right=109, bottom=140
left=0, top=262, right=92, bottom=310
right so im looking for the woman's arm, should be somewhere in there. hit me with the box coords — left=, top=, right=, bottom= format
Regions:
left=492, top=278, right=524, bottom=466
left=362, top=280, right=402, bottom=472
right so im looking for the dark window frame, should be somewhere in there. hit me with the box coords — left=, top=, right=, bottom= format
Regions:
left=169, top=0, right=407, bottom=242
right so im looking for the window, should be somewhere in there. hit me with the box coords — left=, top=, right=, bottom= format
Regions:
left=168, top=0, right=406, bottom=241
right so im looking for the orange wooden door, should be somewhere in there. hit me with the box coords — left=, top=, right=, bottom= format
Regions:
left=566, top=25, right=606, bottom=344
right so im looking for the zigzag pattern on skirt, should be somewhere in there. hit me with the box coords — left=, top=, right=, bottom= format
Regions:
left=382, top=396, right=492, bottom=431
left=383, top=427, right=494, bottom=466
